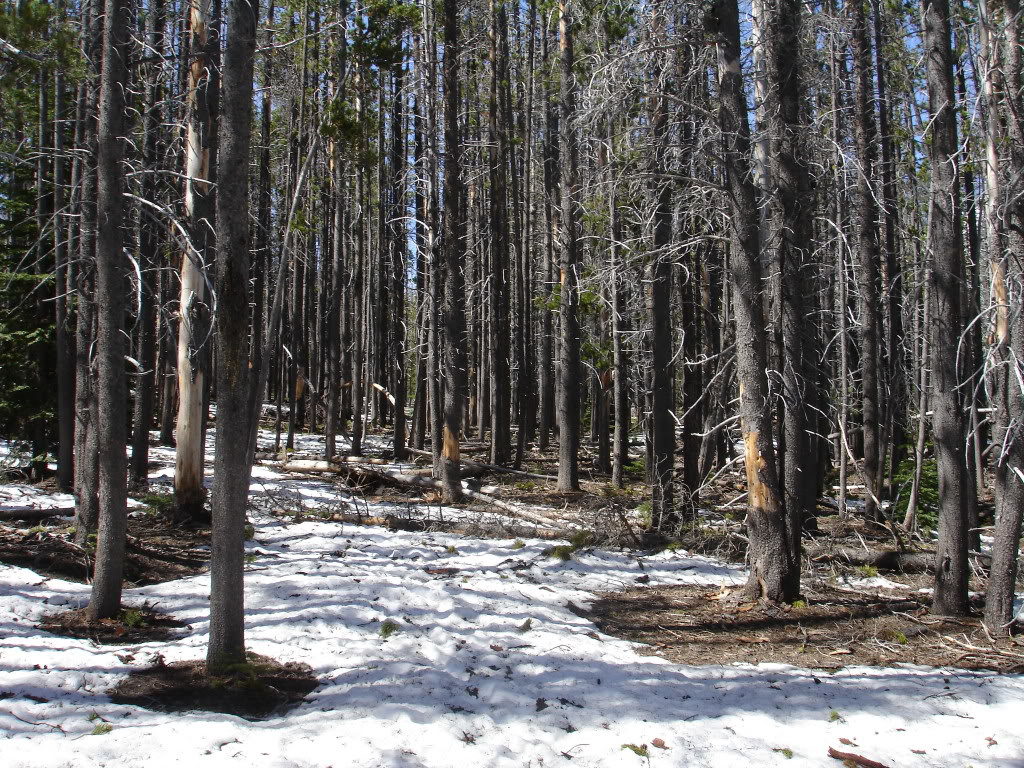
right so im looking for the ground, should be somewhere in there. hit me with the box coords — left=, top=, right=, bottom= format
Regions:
left=0, top=430, right=1021, bottom=768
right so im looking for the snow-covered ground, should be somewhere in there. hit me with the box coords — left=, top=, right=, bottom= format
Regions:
left=1, top=431, right=1022, bottom=767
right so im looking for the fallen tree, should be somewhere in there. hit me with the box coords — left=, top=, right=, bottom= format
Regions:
left=807, top=545, right=1022, bottom=575
left=0, top=507, right=75, bottom=522
left=276, top=460, right=569, bottom=528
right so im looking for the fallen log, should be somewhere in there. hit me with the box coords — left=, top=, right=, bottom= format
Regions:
left=807, top=547, right=933, bottom=573
left=280, top=459, right=486, bottom=483
left=404, top=447, right=559, bottom=483
left=278, top=460, right=567, bottom=528
left=808, top=546, right=1022, bottom=575
left=0, top=507, right=75, bottom=522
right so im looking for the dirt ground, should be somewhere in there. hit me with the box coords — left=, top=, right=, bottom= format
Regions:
left=38, top=603, right=187, bottom=645
left=108, top=653, right=318, bottom=719
left=588, top=583, right=1024, bottom=673
left=0, top=512, right=209, bottom=585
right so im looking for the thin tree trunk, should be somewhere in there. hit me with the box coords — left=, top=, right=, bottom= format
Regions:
left=555, top=0, right=580, bottom=492
left=440, top=0, right=467, bottom=502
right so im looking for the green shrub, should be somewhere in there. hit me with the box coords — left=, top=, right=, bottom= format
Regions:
left=892, top=456, right=939, bottom=532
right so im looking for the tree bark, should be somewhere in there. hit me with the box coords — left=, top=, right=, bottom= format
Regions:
left=555, top=0, right=581, bottom=492
left=440, top=0, right=467, bottom=502
left=87, top=0, right=131, bottom=621
left=207, top=0, right=257, bottom=669
left=174, top=0, right=215, bottom=524
left=708, top=0, right=796, bottom=603
left=922, top=0, right=970, bottom=617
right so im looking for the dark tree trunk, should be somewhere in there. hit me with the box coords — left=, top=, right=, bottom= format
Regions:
left=709, top=0, right=796, bottom=603
left=73, top=0, right=102, bottom=545
left=648, top=22, right=675, bottom=530
left=555, top=0, right=580, bottom=492
left=850, top=0, right=883, bottom=521
left=923, top=0, right=970, bottom=617
left=983, top=0, right=1024, bottom=635
left=129, top=0, right=165, bottom=488
left=88, top=0, right=131, bottom=621
left=440, top=0, right=467, bottom=502
left=767, top=0, right=817, bottom=551
left=207, top=0, right=257, bottom=669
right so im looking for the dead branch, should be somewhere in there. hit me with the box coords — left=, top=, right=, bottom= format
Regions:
left=827, top=747, right=891, bottom=768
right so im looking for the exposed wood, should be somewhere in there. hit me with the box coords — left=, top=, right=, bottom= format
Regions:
left=827, top=747, right=891, bottom=768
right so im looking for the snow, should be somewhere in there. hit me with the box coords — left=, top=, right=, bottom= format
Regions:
left=1, top=430, right=1023, bottom=767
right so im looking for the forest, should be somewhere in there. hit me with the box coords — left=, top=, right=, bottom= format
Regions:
left=0, top=0, right=1023, bottom=764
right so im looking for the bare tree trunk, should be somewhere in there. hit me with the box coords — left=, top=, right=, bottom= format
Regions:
left=648, top=10, right=675, bottom=530
left=923, top=0, right=970, bottom=617
left=767, top=0, right=817, bottom=547
left=129, top=0, right=165, bottom=488
left=207, top=0, right=257, bottom=668
left=440, top=0, right=467, bottom=502
left=88, top=0, right=130, bottom=621
left=174, top=0, right=215, bottom=523
left=555, top=0, right=580, bottom=492
left=709, top=0, right=796, bottom=603
left=73, top=0, right=102, bottom=545
left=850, top=0, right=883, bottom=522
left=983, top=0, right=1024, bottom=635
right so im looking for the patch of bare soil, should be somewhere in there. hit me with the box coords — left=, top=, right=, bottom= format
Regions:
left=0, top=512, right=209, bottom=585
left=108, top=653, right=318, bottom=719
left=589, top=584, right=1024, bottom=673
left=39, top=604, right=187, bottom=644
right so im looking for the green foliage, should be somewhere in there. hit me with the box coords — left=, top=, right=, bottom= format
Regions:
left=546, top=544, right=575, bottom=562
left=828, top=709, right=843, bottom=723
left=542, top=530, right=594, bottom=562
left=635, top=501, right=652, bottom=528
left=90, top=723, right=113, bottom=736
left=119, top=608, right=147, bottom=629
left=513, top=481, right=537, bottom=491
left=350, top=0, right=420, bottom=68
left=621, top=744, right=649, bottom=758
left=510, top=539, right=526, bottom=550
left=379, top=618, right=401, bottom=639
left=892, top=456, right=939, bottom=532
left=772, top=747, right=794, bottom=759
left=140, top=492, right=175, bottom=516
left=856, top=565, right=879, bottom=579
left=624, top=456, right=646, bottom=477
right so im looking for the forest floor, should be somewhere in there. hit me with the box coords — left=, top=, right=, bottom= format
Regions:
left=0, top=428, right=1022, bottom=767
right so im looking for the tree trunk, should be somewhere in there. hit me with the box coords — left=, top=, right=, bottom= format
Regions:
left=207, top=0, right=257, bottom=669
left=983, top=0, right=1024, bottom=635
left=708, top=0, right=796, bottom=603
left=555, top=0, right=580, bottom=492
left=129, top=0, right=165, bottom=488
left=174, top=0, right=215, bottom=523
left=850, top=0, right=883, bottom=522
left=440, top=0, right=467, bottom=502
left=87, top=0, right=131, bottom=621
left=923, top=0, right=970, bottom=617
